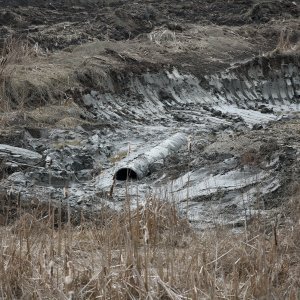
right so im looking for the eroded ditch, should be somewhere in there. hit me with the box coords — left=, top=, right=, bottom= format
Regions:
left=1, top=54, right=299, bottom=229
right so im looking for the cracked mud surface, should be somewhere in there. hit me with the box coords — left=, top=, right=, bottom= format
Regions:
left=0, top=0, right=299, bottom=228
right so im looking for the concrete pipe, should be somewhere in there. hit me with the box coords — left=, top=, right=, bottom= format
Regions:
left=115, top=133, right=188, bottom=180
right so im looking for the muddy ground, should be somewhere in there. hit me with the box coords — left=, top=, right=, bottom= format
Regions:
left=0, top=0, right=299, bottom=228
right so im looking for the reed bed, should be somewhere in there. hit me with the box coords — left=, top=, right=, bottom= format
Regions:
left=0, top=194, right=299, bottom=299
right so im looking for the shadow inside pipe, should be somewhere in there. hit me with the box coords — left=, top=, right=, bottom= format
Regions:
left=115, top=168, right=138, bottom=181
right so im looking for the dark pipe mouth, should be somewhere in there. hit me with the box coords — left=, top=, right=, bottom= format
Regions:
left=115, top=168, right=138, bottom=181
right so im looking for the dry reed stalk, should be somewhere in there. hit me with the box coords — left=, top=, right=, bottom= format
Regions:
left=0, top=195, right=298, bottom=299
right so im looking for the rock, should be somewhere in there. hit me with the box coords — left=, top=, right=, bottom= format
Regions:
left=77, top=198, right=83, bottom=205
left=260, top=107, right=274, bottom=114
left=0, top=144, right=42, bottom=165
left=7, top=172, right=27, bottom=185
left=252, top=124, right=263, bottom=130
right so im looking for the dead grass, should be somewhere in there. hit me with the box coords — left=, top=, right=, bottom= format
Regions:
left=268, top=28, right=300, bottom=57
left=0, top=37, right=44, bottom=112
left=0, top=194, right=299, bottom=299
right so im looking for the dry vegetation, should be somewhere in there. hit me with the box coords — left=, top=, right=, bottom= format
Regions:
left=0, top=193, right=299, bottom=299
left=268, top=28, right=300, bottom=57
left=0, top=37, right=42, bottom=112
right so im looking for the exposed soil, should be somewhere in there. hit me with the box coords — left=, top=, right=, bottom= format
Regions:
left=0, top=0, right=299, bottom=50
left=0, top=0, right=299, bottom=228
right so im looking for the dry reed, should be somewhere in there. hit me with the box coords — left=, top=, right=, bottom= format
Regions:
left=0, top=193, right=299, bottom=299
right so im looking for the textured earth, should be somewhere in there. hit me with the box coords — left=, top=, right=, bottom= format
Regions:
left=0, top=0, right=299, bottom=228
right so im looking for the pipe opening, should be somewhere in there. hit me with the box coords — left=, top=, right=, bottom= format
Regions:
left=115, top=168, right=138, bottom=181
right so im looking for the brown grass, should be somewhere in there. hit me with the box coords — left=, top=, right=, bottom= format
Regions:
left=269, top=28, right=300, bottom=56
left=0, top=37, right=46, bottom=112
left=0, top=194, right=299, bottom=299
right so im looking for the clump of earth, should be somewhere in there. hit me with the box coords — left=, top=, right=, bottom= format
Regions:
left=0, top=0, right=299, bottom=229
